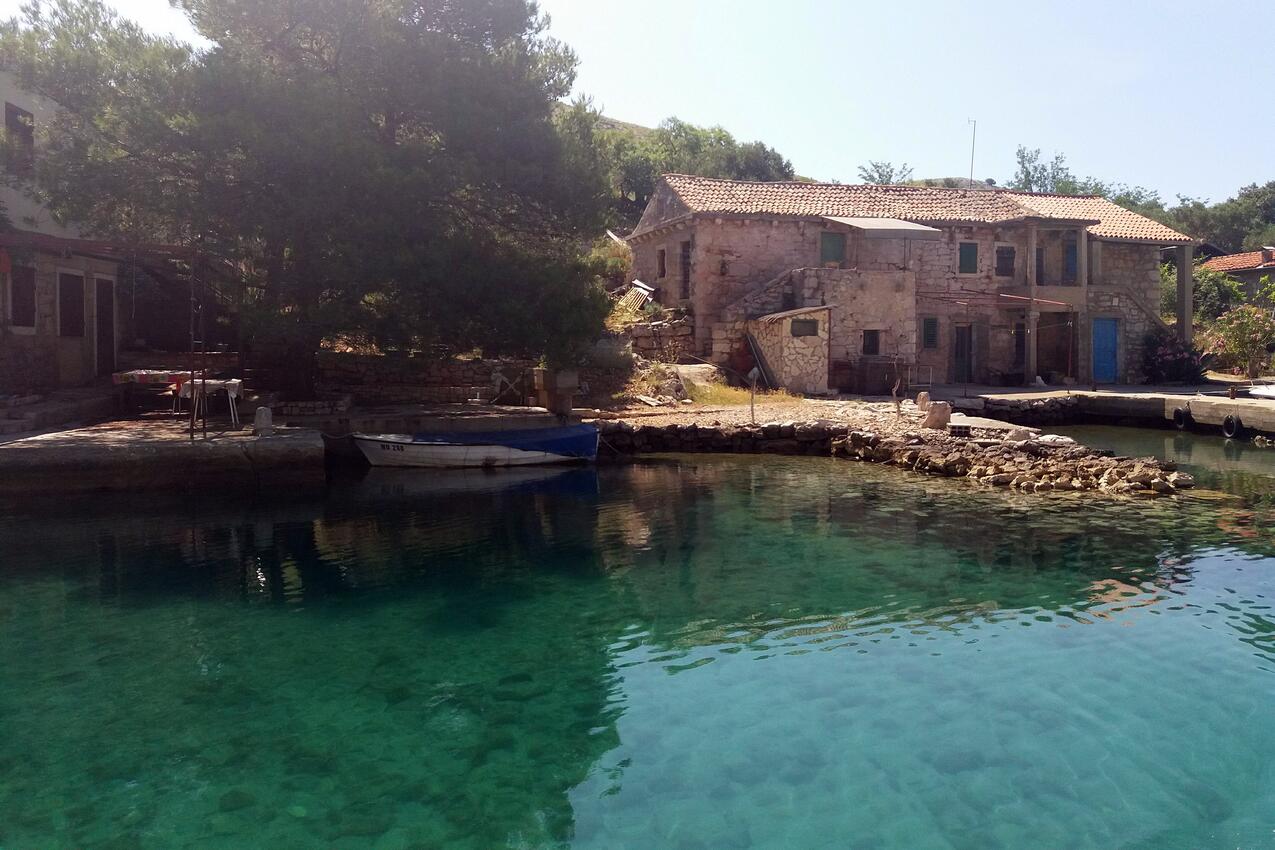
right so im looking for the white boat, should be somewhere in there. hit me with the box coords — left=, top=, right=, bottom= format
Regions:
left=353, top=423, right=599, bottom=469
left=1248, top=385, right=1275, bottom=399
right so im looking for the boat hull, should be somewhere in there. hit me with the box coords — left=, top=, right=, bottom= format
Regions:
left=353, top=424, right=598, bottom=469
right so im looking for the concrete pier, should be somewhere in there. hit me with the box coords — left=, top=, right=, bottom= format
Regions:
left=934, top=385, right=1275, bottom=435
left=0, top=421, right=325, bottom=495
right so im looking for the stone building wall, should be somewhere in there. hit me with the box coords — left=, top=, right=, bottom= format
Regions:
left=1086, top=242, right=1163, bottom=383
left=632, top=212, right=1168, bottom=387
left=746, top=308, right=831, bottom=395
left=1, top=250, right=120, bottom=392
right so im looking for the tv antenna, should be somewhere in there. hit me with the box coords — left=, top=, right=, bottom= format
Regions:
left=967, top=119, right=977, bottom=189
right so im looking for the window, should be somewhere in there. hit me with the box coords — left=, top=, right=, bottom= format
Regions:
left=922, top=317, right=939, bottom=350
left=58, top=272, right=84, bottom=337
left=790, top=318, right=819, bottom=337
left=862, top=329, right=880, bottom=356
left=1063, top=239, right=1078, bottom=284
left=995, top=246, right=1016, bottom=278
left=820, top=231, right=846, bottom=267
left=5, top=102, right=34, bottom=176
left=8, top=266, right=35, bottom=328
left=656, top=249, right=666, bottom=279
left=679, top=240, right=691, bottom=300
left=1035, top=247, right=1046, bottom=284
left=958, top=242, right=978, bottom=274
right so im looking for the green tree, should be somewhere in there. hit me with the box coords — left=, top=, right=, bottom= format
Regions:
left=1160, top=261, right=1244, bottom=321
left=3, top=0, right=611, bottom=385
left=591, top=115, right=794, bottom=227
left=857, top=160, right=912, bottom=184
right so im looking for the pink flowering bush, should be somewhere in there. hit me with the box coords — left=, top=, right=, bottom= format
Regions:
left=1140, top=327, right=1206, bottom=383
left=1205, top=304, right=1275, bottom=378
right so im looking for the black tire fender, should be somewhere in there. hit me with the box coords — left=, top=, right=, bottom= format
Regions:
left=1172, top=407, right=1192, bottom=431
left=1222, top=414, right=1244, bottom=439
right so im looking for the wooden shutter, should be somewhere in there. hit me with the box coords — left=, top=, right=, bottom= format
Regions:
left=58, top=272, right=85, bottom=337
left=9, top=266, right=35, bottom=327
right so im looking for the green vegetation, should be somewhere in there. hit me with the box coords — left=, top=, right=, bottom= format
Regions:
left=1138, top=326, right=1206, bottom=384
left=1160, top=261, right=1244, bottom=322
left=857, top=161, right=913, bottom=184
left=3, top=0, right=620, bottom=382
left=1204, top=301, right=1275, bottom=378
left=564, top=107, right=795, bottom=228
left=1009, top=146, right=1275, bottom=253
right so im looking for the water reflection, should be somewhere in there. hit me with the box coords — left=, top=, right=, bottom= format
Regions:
left=1, top=456, right=1275, bottom=848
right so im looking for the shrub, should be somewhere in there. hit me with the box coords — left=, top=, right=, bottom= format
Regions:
left=1139, top=327, right=1206, bottom=384
left=1204, top=304, right=1275, bottom=378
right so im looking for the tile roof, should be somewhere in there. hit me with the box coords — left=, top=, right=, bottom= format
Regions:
left=1202, top=249, right=1275, bottom=273
left=638, top=174, right=1192, bottom=244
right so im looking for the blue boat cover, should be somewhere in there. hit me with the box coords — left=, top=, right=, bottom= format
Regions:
left=409, top=423, right=599, bottom=459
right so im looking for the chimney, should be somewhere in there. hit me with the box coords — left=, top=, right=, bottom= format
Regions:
left=1263, top=246, right=1275, bottom=265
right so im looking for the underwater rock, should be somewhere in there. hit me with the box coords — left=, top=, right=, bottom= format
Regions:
left=218, top=788, right=257, bottom=812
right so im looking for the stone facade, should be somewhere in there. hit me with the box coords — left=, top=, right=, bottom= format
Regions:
left=746, top=307, right=830, bottom=395
left=630, top=208, right=1168, bottom=390
left=1, top=250, right=122, bottom=392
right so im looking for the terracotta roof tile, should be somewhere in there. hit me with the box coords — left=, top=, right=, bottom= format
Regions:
left=1202, top=250, right=1275, bottom=273
left=641, top=174, right=1192, bottom=244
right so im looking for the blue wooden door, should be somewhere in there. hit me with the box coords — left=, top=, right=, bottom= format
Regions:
left=1092, top=318, right=1118, bottom=383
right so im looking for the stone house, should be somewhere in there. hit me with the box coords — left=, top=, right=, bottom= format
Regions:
left=1202, top=248, right=1275, bottom=299
left=627, top=174, right=1195, bottom=390
left=0, top=71, right=195, bottom=392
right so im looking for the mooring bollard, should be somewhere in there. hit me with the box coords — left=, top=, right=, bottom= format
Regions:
left=253, top=406, right=274, bottom=437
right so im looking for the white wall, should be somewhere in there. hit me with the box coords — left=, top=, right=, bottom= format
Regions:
left=0, top=70, right=81, bottom=238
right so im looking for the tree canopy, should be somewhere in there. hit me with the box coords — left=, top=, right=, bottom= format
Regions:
left=857, top=161, right=912, bottom=185
left=2, top=0, right=611, bottom=378
left=1007, top=145, right=1275, bottom=253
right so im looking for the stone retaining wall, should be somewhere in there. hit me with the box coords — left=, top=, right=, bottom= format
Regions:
left=315, top=353, right=537, bottom=404
left=960, top=395, right=1083, bottom=426
left=624, top=318, right=694, bottom=362
left=596, top=417, right=1191, bottom=496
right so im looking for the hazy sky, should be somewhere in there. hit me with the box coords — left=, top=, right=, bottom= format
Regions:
left=3, top=0, right=1270, bottom=202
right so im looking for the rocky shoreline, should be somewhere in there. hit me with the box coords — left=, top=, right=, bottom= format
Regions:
left=595, top=416, right=1194, bottom=497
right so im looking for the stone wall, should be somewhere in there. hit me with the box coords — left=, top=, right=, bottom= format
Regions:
left=0, top=250, right=120, bottom=391
left=315, top=353, right=537, bottom=404
left=1086, top=242, right=1163, bottom=383
left=623, top=317, right=694, bottom=362
left=631, top=214, right=1168, bottom=388
left=746, top=308, right=830, bottom=394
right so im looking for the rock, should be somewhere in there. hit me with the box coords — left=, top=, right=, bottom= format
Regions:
left=287, top=805, right=308, bottom=819
left=252, top=406, right=274, bottom=437
left=1168, top=472, right=1195, bottom=488
left=1005, top=427, right=1033, bottom=442
left=1150, top=479, right=1175, bottom=493
left=218, top=788, right=256, bottom=812
left=922, top=401, right=951, bottom=430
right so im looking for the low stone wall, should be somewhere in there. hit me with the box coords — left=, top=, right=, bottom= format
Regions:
left=596, top=418, right=1192, bottom=497
left=964, top=395, right=1083, bottom=426
left=315, top=353, right=536, bottom=405
left=624, top=319, right=694, bottom=362
left=598, top=419, right=845, bottom=456
left=274, top=394, right=354, bottom=417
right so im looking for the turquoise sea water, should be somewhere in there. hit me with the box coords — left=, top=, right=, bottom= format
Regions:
left=3, top=454, right=1275, bottom=849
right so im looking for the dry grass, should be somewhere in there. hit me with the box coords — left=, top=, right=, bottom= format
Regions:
left=686, top=381, right=798, bottom=406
